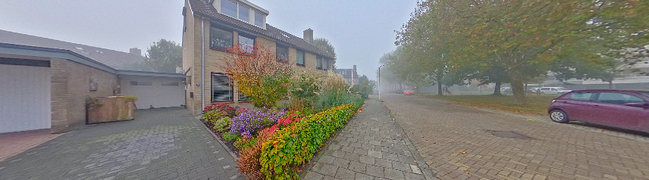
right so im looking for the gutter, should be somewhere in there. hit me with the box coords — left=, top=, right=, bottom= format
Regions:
left=201, top=18, right=206, bottom=110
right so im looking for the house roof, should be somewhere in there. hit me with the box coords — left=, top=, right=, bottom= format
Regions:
left=187, top=0, right=335, bottom=59
left=0, top=42, right=185, bottom=78
left=0, top=29, right=146, bottom=70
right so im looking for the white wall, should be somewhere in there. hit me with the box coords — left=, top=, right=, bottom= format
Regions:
left=0, top=64, right=51, bottom=133
left=120, top=76, right=185, bottom=109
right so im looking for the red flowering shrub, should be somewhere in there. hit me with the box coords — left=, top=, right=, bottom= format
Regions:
left=236, top=125, right=278, bottom=180
left=277, top=112, right=304, bottom=129
left=203, top=103, right=236, bottom=118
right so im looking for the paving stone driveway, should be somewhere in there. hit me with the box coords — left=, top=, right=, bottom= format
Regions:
left=383, top=94, right=649, bottom=180
left=0, top=108, right=242, bottom=180
left=304, top=98, right=435, bottom=180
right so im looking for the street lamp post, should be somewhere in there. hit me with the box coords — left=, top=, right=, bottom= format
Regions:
left=378, top=65, right=384, bottom=101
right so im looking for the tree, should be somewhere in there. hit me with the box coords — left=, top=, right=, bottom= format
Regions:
left=313, top=38, right=337, bottom=69
left=222, top=44, right=292, bottom=108
left=144, top=39, right=182, bottom=73
left=313, top=38, right=336, bottom=59
left=400, top=0, right=649, bottom=104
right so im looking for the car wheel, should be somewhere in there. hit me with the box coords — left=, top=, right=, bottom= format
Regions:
left=549, top=109, right=569, bottom=123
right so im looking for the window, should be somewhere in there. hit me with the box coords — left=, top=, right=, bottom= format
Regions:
left=568, top=92, right=593, bottom=101
left=254, top=11, right=265, bottom=27
left=221, top=0, right=237, bottom=18
left=316, top=56, right=323, bottom=69
left=276, top=45, right=288, bottom=62
left=238, top=34, right=255, bottom=54
left=596, top=92, right=644, bottom=104
left=130, top=81, right=152, bottom=86
left=296, top=50, right=305, bottom=66
left=212, top=73, right=233, bottom=102
left=210, top=26, right=233, bottom=50
left=161, top=82, right=179, bottom=86
left=238, top=4, right=250, bottom=22
left=323, top=59, right=329, bottom=70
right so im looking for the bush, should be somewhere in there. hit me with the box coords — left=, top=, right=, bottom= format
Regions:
left=234, top=135, right=255, bottom=150
left=277, top=112, right=304, bottom=129
left=204, top=103, right=236, bottom=118
left=223, top=131, right=240, bottom=141
left=315, top=90, right=363, bottom=112
left=259, top=104, right=356, bottom=179
left=213, top=117, right=232, bottom=132
left=230, top=108, right=286, bottom=137
left=202, top=110, right=222, bottom=126
left=237, top=125, right=278, bottom=180
left=289, top=72, right=321, bottom=112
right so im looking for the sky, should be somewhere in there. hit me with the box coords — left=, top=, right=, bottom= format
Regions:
left=0, top=0, right=417, bottom=79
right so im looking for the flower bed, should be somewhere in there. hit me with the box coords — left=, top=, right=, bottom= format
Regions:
left=259, top=104, right=356, bottom=179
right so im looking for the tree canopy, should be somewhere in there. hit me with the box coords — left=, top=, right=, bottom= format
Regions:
left=386, top=0, right=649, bottom=104
left=144, top=39, right=182, bottom=73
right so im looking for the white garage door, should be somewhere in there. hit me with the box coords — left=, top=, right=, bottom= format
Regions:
left=0, top=64, right=51, bottom=133
left=120, top=76, right=185, bottom=109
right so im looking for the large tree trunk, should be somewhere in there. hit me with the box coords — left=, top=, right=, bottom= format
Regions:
left=437, top=82, right=443, bottom=96
left=493, top=81, right=502, bottom=96
left=508, top=69, right=527, bottom=105
left=608, top=80, right=614, bottom=89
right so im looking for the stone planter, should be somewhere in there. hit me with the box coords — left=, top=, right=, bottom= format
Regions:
left=87, top=96, right=136, bottom=124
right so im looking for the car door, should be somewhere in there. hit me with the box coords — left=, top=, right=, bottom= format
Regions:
left=590, top=92, right=648, bottom=130
left=559, top=92, right=596, bottom=121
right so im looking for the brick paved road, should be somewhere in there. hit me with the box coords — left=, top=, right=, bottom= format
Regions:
left=0, top=108, right=242, bottom=180
left=304, top=98, right=435, bottom=180
left=382, top=94, right=649, bottom=180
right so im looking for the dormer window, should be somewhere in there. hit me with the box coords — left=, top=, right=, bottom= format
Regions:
left=254, top=11, right=264, bottom=27
left=221, top=0, right=237, bottom=18
left=238, top=4, right=250, bottom=23
left=215, top=0, right=267, bottom=29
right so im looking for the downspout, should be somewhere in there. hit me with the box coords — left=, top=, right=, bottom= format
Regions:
left=201, top=19, right=206, bottom=110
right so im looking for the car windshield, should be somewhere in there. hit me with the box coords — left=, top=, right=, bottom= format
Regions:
left=2, top=1, right=649, bottom=180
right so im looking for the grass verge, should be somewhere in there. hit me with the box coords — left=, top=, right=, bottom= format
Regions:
left=429, top=95, right=557, bottom=115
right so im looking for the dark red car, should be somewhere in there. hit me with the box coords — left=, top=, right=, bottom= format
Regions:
left=548, top=89, right=649, bottom=133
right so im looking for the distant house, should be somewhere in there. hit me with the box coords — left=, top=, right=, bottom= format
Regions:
left=182, top=0, right=336, bottom=114
left=336, top=65, right=358, bottom=85
left=0, top=29, right=185, bottom=133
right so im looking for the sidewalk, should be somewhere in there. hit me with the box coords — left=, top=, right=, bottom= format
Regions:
left=304, top=97, right=435, bottom=180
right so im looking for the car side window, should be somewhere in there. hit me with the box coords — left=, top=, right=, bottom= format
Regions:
left=596, top=92, right=644, bottom=104
left=568, top=92, right=593, bottom=101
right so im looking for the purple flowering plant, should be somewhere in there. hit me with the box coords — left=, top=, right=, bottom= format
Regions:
left=230, top=107, right=286, bottom=137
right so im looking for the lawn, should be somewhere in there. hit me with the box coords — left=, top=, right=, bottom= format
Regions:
left=429, top=95, right=557, bottom=115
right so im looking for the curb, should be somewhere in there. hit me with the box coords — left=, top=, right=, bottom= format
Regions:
left=380, top=99, right=438, bottom=180
left=193, top=116, right=238, bottom=160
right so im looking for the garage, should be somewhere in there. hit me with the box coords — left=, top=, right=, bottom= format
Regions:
left=118, top=71, right=185, bottom=109
left=0, top=62, right=51, bottom=133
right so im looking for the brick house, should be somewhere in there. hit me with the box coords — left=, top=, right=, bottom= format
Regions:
left=336, top=65, right=359, bottom=85
left=0, top=30, right=185, bottom=134
left=182, top=0, right=336, bottom=114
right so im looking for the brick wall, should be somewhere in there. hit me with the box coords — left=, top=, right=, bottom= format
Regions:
left=50, top=59, right=117, bottom=133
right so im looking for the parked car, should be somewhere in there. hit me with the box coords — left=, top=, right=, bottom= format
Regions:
left=501, top=87, right=512, bottom=94
left=403, top=90, right=415, bottom=95
left=539, top=87, right=572, bottom=94
left=548, top=89, right=649, bottom=133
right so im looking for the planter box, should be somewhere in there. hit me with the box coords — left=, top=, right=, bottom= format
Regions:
left=87, top=96, right=136, bottom=124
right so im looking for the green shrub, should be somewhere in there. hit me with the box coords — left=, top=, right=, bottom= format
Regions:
left=234, top=136, right=255, bottom=150
left=315, top=90, right=363, bottom=112
left=202, top=111, right=222, bottom=126
left=213, top=117, right=232, bottom=132
left=259, top=104, right=356, bottom=179
left=223, top=131, right=240, bottom=141
left=289, top=72, right=321, bottom=112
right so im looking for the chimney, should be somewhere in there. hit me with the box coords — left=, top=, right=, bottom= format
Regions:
left=129, top=48, right=142, bottom=56
left=303, top=28, right=313, bottom=44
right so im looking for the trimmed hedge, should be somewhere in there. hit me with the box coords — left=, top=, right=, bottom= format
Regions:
left=259, top=104, right=356, bottom=179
